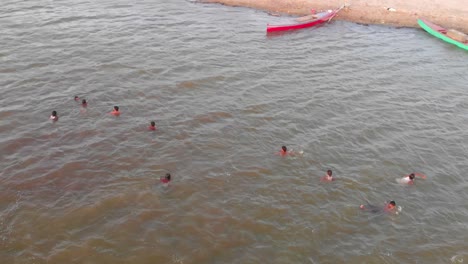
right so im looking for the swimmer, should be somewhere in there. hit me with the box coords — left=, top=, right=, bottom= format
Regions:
left=160, top=173, right=171, bottom=184
left=110, top=106, right=120, bottom=116
left=81, top=99, right=87, bottom=107
left=74, top=96, right=80, bottom=101
left=149, top=121, right=156, bottom=131
left=276, top=146, right=293, bottom=156
left=50, top=110, right=58, bottom=121
left=321, top=169, right=334, bottom=182
left=397, top=172, right=426, bottom=185
left=360, top=200, right=397, bottom=214
left=280, top=146, right=288, bottom=156
left=385, top=201, right=396, bottom=212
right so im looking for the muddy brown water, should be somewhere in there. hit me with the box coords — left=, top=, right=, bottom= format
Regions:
left=1, top=0, right=468, bottom=263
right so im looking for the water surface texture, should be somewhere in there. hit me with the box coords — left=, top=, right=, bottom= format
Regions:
left=1, top=0, right=468, bottom=263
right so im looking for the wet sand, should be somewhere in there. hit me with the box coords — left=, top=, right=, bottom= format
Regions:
left=202, top=0, right=468, bottom=32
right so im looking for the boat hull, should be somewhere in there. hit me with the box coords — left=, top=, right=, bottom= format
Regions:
left=417, top=18, right=468, bottom=51
left=267, top=10, right=338, bottom=33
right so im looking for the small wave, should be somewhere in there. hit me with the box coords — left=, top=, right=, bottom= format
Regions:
left=0, top=110, right=14, bottom=119
left=193, top=111, right=233, bottom=124
left=0, top=68, right=17, bottom=73
left=23, top=62, right=49, bottom=70
left=177, top=80, right=197, bottom=89
left=41, top=15, right=102, bottom=26
left=451, top=255, right=464, bottom=263
left=242, top=103, right=269, bottom=114
left=96, top=63, right=137, bottom=71
left=109, top=4, right=133, bottom=9
left=176, top=76, right=225, bottom=89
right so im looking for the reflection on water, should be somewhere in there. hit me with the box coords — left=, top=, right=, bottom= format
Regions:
left=1, top=0, right=468, bottom=263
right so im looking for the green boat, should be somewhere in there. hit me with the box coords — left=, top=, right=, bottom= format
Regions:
left=417, top=18, right=468, bottom=51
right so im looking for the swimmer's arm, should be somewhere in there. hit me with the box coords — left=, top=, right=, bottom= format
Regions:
left=415, top=173, right=427, bottom=179
left=159, top=177, right=169, bottom=184
left=320, top=176, right=333, bottom=182
left=288, top=149, right=301, bottom=156
left=406, top=173, right=426, bottom=179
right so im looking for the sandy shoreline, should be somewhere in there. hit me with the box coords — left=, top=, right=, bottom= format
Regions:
left=201, top=0, right=468, bottom=32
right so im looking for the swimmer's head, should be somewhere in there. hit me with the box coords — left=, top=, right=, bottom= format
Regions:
left=165, top=173, right=171, bottom=181
left=409, top=173, right=415, bottom=180
left=82, top=99, right=87, bottom=105
left=327, top=170, right=332, bottom=176
left=151, top=121, right=155, bottom=127
left=388, top=201, right=396, bottom=209
left=114, top=106, right=119, bottom=111
left=74, top=96, right=79, bottom=101
left=281, top=146, right=287, bottom=152
left=52, top=110, right=57, bottom=116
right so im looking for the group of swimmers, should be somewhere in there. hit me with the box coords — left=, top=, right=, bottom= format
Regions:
left=277, top=145, right=427, bottom=214
left=49, top=96, right=165, bottom=182
left=49, top=98, right=426, bottom=209
left=50, top=96, right=158, bottom=130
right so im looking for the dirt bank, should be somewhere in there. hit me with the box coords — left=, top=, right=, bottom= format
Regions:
left=201, top=0, right=468, bottom=32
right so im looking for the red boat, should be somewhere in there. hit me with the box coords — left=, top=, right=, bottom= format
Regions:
left=267, top=6, right=343, bottom=33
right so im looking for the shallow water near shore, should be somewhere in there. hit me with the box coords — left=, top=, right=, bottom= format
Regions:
left=1, top=0, right=468, bottom=263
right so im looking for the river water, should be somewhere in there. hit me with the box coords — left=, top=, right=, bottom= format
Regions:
left=1, top=0, right=468, bottom=263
